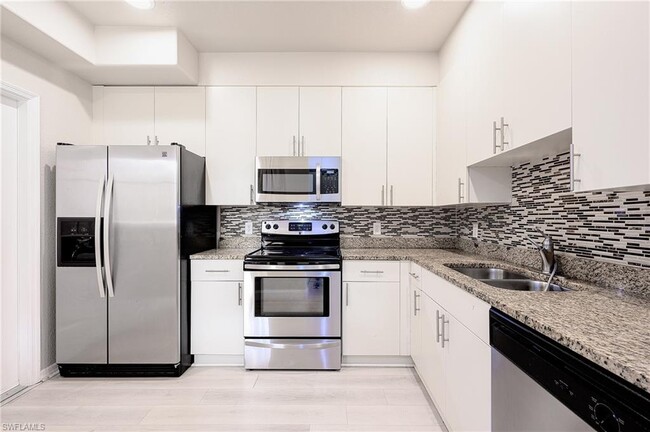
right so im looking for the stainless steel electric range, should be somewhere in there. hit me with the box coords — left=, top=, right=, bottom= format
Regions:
left=243, top=220, right=342, bottom=370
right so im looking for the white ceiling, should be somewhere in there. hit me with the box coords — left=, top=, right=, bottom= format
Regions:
left=67, top=0, right=470, bottom=52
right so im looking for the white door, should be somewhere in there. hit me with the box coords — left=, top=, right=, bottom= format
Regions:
left=298, top=87, right=342, bottom=156
left=387, top=87, right=435, bottom=206
left=206, top=87, right=257, bottom=205
left=444, top=313, right=492, bottom=432
left=1, top=97, right=20, bottom=396
left=154, top=87, right=206, bottom=156
left=465, top=1, right=504, bottom=165
left=503, top=0, right=572, bottom=149
left=191, top=281, right=244, bottom=355
left=437, top=60, right=468, bottom=205
left=257, top=87, right=299, bottom=156
left=103, top=87, right=155, bottom=146
left=419, top=294, right=446, bottom=415
left=342, top=87, right=387, bottom=206
left=410, top=288, right=422, bottom=368
left=572, top=1, right=650, bottom=191
left=342, top=282, right=400, bottom=356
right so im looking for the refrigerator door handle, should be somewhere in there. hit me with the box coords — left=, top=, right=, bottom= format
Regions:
left=94, top=175, right=106, bottom=298
left=103, top=173, right=115, bottom=298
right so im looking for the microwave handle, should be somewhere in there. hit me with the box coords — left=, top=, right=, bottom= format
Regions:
left=316, top=163, right=321, bottom=201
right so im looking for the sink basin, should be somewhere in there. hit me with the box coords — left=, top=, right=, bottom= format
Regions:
left=482, top=279, right=570, bottom=292
left=449, top=266, right=528, bottom=280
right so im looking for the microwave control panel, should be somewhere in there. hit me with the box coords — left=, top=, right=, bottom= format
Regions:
left=320, top=169, right=339, bottom=194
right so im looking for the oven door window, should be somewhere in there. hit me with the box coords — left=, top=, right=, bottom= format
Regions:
left=255, top=277, right=329, bottom=317
left=258, top=169, right=316, bottom=195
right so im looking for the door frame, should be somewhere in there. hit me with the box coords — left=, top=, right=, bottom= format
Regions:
left=1, top=81, right=42, bottom=386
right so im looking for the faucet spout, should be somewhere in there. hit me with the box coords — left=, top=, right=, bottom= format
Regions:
left=525, top=229, right=556, bottom=275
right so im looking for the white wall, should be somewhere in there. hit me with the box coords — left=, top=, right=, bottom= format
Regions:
left=1, top=36, right=93, bottom=371
left=199, top=52, right=439, bottom=86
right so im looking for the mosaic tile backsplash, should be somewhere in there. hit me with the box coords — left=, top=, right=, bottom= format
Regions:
left=457, top=152, right=650, bottom=268
left=219, top=152, right=649, bottom=268
left=220, top=205, right=457, bottom=238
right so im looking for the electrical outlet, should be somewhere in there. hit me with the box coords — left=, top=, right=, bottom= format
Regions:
left=244, top=221, right=253, bottom=235
left=372, top=222, right=382, bottom=236
left=472, top=222, right=479, bottom=238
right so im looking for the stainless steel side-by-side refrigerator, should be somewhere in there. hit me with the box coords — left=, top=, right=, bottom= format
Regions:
left=55, top=144, right=216, bottom=377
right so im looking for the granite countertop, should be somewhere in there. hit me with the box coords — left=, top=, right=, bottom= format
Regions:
left=192, top=247, right=650, bottom=393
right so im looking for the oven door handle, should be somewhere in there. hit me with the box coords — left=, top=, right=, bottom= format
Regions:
left=245, top=340, right=340, bottom=350
left=316, top=163, right=321, bottom=201
left=244, top=264, right=340, bottom=271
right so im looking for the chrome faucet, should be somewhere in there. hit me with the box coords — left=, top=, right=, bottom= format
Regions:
left=524, top=228, right=556, bottom=275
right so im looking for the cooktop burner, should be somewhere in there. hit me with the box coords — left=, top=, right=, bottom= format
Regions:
left=244, top=220, right=341, bottom=266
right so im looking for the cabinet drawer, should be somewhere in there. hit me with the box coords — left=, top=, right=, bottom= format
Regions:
left=191, top=260, right=244, bottom=281
left=343, top=260, right=401, bottom=282
left=409, top=262, right=423, bottom=288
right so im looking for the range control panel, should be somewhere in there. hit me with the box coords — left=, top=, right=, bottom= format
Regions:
left=262, top=220, right=339, bottom=235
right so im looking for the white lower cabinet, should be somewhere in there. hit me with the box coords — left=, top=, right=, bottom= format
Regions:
left=190, top=260, right=244, bottom=356
left=412, top=266, right=492, bottom=432
left=343, top=281, right=400, bottom=356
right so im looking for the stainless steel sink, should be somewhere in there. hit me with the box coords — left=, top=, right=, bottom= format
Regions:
left=449, top=266, right=528, bottom=280
left=481, top=279, right=570, bottom=292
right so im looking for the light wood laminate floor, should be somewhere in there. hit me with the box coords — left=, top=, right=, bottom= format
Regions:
left=1, top=367, right=446, bottom=432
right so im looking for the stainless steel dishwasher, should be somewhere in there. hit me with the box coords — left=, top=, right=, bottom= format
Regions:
left=490, top=309, right=650, bottom=432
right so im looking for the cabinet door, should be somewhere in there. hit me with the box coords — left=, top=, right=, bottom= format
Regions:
left=154, top=87, right=206, bottom=156
left=191, top=281, right=244, bottom=355
left=257, top=87, right=299, bottom=156
left=465, top=1, right=504, bottom=165
left=503, top=0, right=571, bottom=149
left=572, top=1, right=650, bottom=191
left=444, top=313, right=491, bottom=432
left=103, top=87, right=154, bottom=146
left=299, top=87, right=342, bottom=156
left=410, top=288, right=422, bottom=368
left=387, top=88, right=435, bottom=206
left=342, top=281, right=400, bottom=356
left=206, top=87, right=257, bottom=205
left=437, top=61, right=467, bottom=205
left=342, top=87, right=387, bottom=206
left=419, top=294, right=446, bottom=415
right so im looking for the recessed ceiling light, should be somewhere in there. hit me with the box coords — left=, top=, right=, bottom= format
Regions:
left=124, top=0, right=155, bottom=10
left=401, top=0, right=431, bottom=10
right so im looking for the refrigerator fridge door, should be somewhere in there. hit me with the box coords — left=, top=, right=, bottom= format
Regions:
left=56, top=145, right=108, bottom=364
left=106, top=146, right=181, bottom=364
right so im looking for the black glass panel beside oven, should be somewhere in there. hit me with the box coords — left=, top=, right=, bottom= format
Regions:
left=255, top=276, right=330, bottom=317
left=57, top=217, right=98, bottom=267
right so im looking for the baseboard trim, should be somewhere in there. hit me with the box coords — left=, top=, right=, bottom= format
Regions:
left=193, top=354, right=244, bottom=366
left=40, top=363, right=58, bottom=381
left=342, top=355, right=414, bottom=367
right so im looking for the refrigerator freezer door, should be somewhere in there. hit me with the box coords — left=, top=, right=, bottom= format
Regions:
left=107, top=146, right=181, bottom=364
left=56, top=145, right=108, bottom=364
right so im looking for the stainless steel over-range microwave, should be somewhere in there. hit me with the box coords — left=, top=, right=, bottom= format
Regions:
left=255, top=156, right=341, bottom=203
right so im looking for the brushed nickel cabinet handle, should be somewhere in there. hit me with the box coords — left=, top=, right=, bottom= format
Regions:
left=436, top=309, right=442, bottom=343
left=500, top=117, right=508, bottom=151
left=301, top=136, right=305, bottom=156
left=147, top=135, right=151, bottom=145
left=390, top=185, right=394, bottom=206
left=570, top=143, right=581, bottom=192
left=458, top=177, right=465, bottom=204
left=345, top=283, right=349, bottom=306
left=206, top=269, right=230, bottom=273
left=360, top=270, right=384, bottom=274
left=413, top=291, right=420, bottom=316
left=381, top=185, right=385, bottom=206
left=238, top=282, right=242, bottom=306
left=441, top=314, right=450, bottom=348
left=250, top=184, right=254, bottom=204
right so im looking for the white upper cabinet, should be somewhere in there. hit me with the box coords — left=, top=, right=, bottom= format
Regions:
left=502, top=0, right=571, bottom=149
left=572, top=1, right=650, bottom=191
left=387, top=88, right=435, bottom=206
left=342, top=87, right=388, bottom=206
left=437, top=60, right=468, bottom=206
left=299, top=87, right=342, bottom=156
left=154, top=87, right=206, bottom=156
left=206, top=87, right=257, bottom=205
left=465, top=0, right=504, bottom=165
left=102, top=87, right=155, bottom=146
left=256, top=87, right=300, bottom=156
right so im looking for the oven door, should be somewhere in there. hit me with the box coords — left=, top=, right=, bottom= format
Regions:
left=244, top=269, right=341, bottom=338
left=255, top=156, right=341, bottom=203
